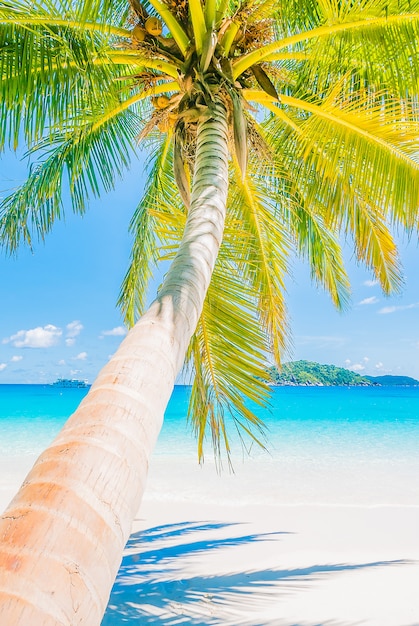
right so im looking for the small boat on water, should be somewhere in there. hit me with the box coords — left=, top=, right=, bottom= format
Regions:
left=52, top=378, right=89, bottom=388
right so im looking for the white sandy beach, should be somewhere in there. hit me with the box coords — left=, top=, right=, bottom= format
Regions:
left=2, top=452, right=419, bottom=625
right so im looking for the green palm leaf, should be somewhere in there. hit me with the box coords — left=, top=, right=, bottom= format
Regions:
left=0, top=105, right=142, bottom=250
left=260, top=94, right=405, bottom=296
left=118, top=133, right=186, bottom=324
left=0, top=2, right=128, bottom=149
left=228, top=162, right=291, bottom=365
left=186, top=259, right=270, bottom=465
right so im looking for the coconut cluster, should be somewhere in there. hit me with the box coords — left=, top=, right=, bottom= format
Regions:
left=131, top=16, right=163, bottom=43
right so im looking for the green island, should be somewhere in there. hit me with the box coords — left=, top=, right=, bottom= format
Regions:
left=268, top=361, right=419, bottom=386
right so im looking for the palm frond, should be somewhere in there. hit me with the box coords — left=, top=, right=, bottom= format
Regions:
left=259, top=98, right=403, bottom=296
left=228, top=160, right=291, bottom=366
left=118, top=133, right=187, bottom=325
left=239, top=105, right=351, bottom=309
left=68, top=0, right=131, bottom=26
left=186, top=259, right=271, bottom=466
left=233, top=11, right=419, bottom=79
left=274, top=0, right=323, bottom=36
left=0, top=1, right=130, bottom=37
left=0, top=6, right=127, bottom=149
left=288, top=16, right=419, bottom=97
left=0, top=104, right=142, bottom=251
left=279, top=91, right=419, bottom=228
left=285, top=198, right=351, bottom=310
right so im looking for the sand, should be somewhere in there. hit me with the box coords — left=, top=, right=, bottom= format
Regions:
left=101, top=500, right=419, bottom=626
left=2, top=454, right=419, bottom=625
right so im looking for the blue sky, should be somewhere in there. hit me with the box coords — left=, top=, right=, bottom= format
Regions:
left=1, top=148, right=419, bottom=383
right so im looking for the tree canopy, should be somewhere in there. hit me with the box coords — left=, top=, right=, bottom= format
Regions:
left=269, top=360, right=373, bottom=385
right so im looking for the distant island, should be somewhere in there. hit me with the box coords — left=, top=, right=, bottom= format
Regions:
left=268, top=360, right=419, bottom=386
left=51, top=378, right=89, bottom=388
left=365, top=374, right=419, bottom=386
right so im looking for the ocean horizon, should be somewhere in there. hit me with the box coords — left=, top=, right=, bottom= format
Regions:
left=1, top=383, right=419, bottom=508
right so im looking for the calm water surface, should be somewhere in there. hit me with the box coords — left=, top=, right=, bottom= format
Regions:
left=1, top=384, right=418, bottom=505
left=1, top=384, right=419, bottom=458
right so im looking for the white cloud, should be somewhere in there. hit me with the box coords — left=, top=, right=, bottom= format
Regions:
left=65, top=321, right=83, bottom=347
left=100, top=326, right=127, bottom=338
left=375, top=362, right=384, bottom=369
left=363, top=280, right=379, bottom=287
left=349, top=363, right=365, bottom=372
left=345, top=356, right=369, bottom=372
left=358, top=296, right=379, bottom=305
left=10, top=355, right=23, bottom=362
left=378, top=303, right=419, bottom=315
left=58, top=359, right=66, bottom=365
left=4, top=324, right=62, bottom=348
left=70, top=369, right=81, bottom=376
left=74, top=352, right=87, bottom=361
left=0, top=363, right=7, bottom=371
left=66, top=320, right=83, bottom=338
left=378, top=306, right=396, bottom=314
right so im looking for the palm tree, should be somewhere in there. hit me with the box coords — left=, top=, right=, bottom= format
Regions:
left=1, top=0, right=419, bottom=622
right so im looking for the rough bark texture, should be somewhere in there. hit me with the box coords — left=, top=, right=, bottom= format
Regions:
left=0, top=100, right=229, bottom=625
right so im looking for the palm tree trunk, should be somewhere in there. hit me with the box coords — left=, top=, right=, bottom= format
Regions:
left=0, top=100, right=229, bottom=625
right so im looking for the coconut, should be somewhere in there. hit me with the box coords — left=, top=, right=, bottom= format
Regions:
left=131, top=25, right=146, bottom=42
left=153, top=95, right=170, bottom=109
left=145, top=16, right=163, bottom=36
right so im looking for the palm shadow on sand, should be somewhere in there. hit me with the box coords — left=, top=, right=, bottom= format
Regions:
left=102, top=521, right=410, bottom=626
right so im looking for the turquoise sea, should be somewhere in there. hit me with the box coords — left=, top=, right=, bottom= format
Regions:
left=1, top=384, right=419, bottom=507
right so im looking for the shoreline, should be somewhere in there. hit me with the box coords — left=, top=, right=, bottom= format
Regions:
left=3, top=445, right=419, bottom=510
